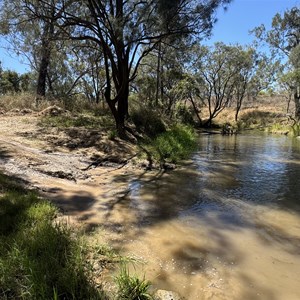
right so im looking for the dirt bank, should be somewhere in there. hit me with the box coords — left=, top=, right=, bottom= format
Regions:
left=0, top=114, right=142, bottom=221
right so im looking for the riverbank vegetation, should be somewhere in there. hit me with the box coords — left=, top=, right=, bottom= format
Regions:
left=0, top=171, right=154, bottom=299
left=0, top=3, right=299, bottom=138
left=0, top=2, right=299, bottom=298
left=0, top=172, right=103, bottom=299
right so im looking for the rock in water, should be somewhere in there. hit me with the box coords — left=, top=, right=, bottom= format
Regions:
left=154, top=289, right=183, bottom=300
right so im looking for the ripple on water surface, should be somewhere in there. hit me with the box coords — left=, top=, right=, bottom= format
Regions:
left=108, top=134, right=300, bottom=300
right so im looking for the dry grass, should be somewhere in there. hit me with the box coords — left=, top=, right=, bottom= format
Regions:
left=0, top=93, right=37, bottom=111
left=198, top=94, right=293, bottom=129
left=0, top=93, right=109, bottom=114
left=0, top=93, right=66, bottom=112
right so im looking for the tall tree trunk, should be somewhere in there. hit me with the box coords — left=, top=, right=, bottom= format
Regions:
left=105, top=83, right=129, bottom=139
left=36, top=46, right=51, bottom=100
left=116, top=86, right=129, bottom=138
left=155, top=42, right=161, bottom=106
left=35, top=21, right=53, bottom=105
left=294, top=88, right=300, bottom=120
left=189, top=95, right=202, bottom=126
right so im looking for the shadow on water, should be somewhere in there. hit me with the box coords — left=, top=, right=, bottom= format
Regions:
left=5, top=131, right=297, bottom=236
left=41, top=186, right=97, bottom=217
left=83, top=133, right=300, bottom=288
left=33, top=133, right=300, bottom=257
left=7, top=132, right=298, bottom=299
left=238, top=273, right=276, bottom=300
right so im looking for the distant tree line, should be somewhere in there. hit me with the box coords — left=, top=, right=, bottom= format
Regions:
left=0, top=62, right=33, bottom=94
left=0, top=1, right=299, bottom=134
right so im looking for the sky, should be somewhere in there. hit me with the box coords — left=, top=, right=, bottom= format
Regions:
left=205, top=0, right=300, bottom=45
left=0, top=0, right=299, bottom=74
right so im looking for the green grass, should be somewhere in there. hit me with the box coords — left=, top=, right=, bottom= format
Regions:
left=150, top=124, right=197, bottom=163
left=291, top=123, right=300, bottom=136
left=266, top=123, right=291, bottom=134
left=115, top=264, right=153, bottom=300
left=0, top=172, right=105, bottom=300
left=237, top=110, right=286, bottom=130
left=266, top=122, right=300, bottom=136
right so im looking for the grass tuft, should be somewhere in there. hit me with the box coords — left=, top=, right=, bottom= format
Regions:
left=0, top=172, right=105, bottom=300
left=115, top=264, right=153, bottom=300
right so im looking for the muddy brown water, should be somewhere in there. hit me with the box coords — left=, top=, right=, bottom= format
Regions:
left=100, top=134, right=300, bottom=300
left=1, top=129, right=300, bottom=299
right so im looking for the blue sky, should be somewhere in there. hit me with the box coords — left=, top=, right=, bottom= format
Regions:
left=0, top=0, right=299, bottom=74
left=206, top=0, right=300, bottom=45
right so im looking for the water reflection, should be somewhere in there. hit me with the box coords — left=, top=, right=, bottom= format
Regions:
left=103, top=134, right=300, bottom=299
left=194, top=134, right=300, bottom=210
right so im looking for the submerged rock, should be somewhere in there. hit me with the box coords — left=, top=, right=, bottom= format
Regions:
left=154, top=289, right=183, bottom=300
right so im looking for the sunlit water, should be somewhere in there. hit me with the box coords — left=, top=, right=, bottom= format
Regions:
left=3, top=132, right=299, bottom=299
left=98, top=134, right=300, bottom=300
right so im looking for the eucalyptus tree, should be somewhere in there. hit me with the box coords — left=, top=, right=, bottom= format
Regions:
left=0, top=67, right=33, bottom=95
left=245, top=52, right=281, bottom=102
left=0, top=0, right=68, bottom=101
left=190, top=43, right=255, bottom=126
left=74, top=43, right=106, bottom=104
left=253, top=7, right=300, bottom=120
left=30, top=0, right=231, bottom=137
left=232, top=46, right=257, bottom=121
left=0, top=70, right=20, bottom=94
left=135, top=40, right=187, bottom=115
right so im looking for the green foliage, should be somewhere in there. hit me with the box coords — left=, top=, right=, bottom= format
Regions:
left=152, top=124, right=196, bottom=163
left=0, top=172, right=104, bottom=300
left=238, top=110, right=284, bottom=129
left=190, top=43, right=258, bottom=125
left=0, top=70, right=20, bottom=94
left=291, top=123, right=300, bottom=136
left=253, top=7, right=300, bottom=119
left=115, top=265, right=153, bottom=300
left=265, top=122, right=300, bottom=136
left=175, top=105, right=195, bottom=125
left=0, top=68, right=33, bottom=95
left=131, top=106, right=166, bottom=138
left=108, top=129, right=117, bottom=140
left=266, top=122, right=291, bottom=134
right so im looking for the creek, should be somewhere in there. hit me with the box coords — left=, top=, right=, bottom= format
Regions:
left=1, top=129, right=300, bottom=299
left=100, top=133, right=300, bottom=300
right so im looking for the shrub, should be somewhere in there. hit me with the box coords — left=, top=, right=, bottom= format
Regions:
left=153, top=124, right=196, bottom=163
left=291, top=123, right=300, bottom=136
left=0, top=92, right=37, bottom=111
left=131, top=106, right=166, bottom=138
left=108, top=129, right=117, bottom=140
left=175, top=105, right=195, bottom=125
